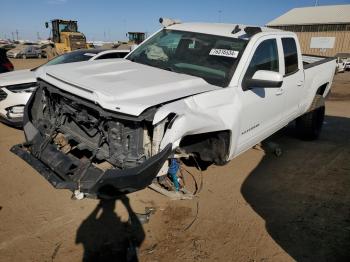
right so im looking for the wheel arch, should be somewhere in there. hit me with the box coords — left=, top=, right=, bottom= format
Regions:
left=179, top=129, right=232, bottom=166
left=316, top=82, right=329, bottom=97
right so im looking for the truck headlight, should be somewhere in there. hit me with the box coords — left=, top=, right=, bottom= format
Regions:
left=6, top=82, right=38, bottom=93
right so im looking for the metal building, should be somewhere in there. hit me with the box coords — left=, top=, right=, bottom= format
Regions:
left=267, top=5, right=350, bottom=57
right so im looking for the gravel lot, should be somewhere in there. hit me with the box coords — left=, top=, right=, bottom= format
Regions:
left=0, top=59, right=349, bottom=262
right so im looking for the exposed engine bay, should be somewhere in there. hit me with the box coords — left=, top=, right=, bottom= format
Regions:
left=29, top=81, right=164, bottom=170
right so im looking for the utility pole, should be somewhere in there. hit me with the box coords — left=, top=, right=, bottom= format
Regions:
left=15, top=29, right=19, bottom=41
left=37, top=32, right=41, bottom=41
left=11, top=32, right=14, bottom=41
left=218, top=10, right=222, bottom=22
left=123, top=19, right=127, bottom=41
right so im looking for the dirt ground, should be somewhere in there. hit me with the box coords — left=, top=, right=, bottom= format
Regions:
left=0, top=59, right=349, bottom=262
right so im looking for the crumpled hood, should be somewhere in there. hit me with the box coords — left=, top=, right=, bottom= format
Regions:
left=39, top=59, right=219, bottom=116
left=0, top=69, right=35, bottom=87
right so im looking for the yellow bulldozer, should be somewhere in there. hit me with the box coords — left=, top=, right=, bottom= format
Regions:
left=44, top=19, right=89, bottom=59
left=112, top=32, right=146, bottom=51
left=127, top=32, right=146, bottom=45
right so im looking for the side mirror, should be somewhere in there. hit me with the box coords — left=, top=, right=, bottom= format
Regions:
left=45, top=22, right=49, bottom=28
left=243, top=70, right=283, bottom=90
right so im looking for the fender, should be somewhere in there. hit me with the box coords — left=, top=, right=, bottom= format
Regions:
left=153, top=87, right=243, bottom=160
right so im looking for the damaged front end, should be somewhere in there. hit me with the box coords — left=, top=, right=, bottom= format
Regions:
left=11, top=79, right=173, bottom=198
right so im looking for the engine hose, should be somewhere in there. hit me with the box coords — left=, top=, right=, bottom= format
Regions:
left=168, top=158, right=180, bottom=191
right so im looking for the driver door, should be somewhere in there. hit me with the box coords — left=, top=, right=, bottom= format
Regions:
left=236, top=37, right=285, bottom=154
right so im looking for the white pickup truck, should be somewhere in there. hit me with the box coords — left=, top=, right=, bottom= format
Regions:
left=12, top=20, right=336, bottom=199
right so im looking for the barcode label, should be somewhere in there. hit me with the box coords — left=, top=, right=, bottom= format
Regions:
left=209, top=49, right=239, bottom=58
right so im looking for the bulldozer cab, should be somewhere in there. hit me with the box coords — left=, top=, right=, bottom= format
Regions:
left=50, top=19, right=79, bottom=43
left=45, top=19, right=88, bottom=57
left=128, top=32, right=145, bottom=45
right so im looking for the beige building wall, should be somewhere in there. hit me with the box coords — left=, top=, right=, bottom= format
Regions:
left=295, top=31, right=350, bottom=57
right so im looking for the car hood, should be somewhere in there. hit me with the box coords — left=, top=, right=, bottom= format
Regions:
left=0, top=69, right=35, bottom=87
left=39, top=59, right=220, bottom=116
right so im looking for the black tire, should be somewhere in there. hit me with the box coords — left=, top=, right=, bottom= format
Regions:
left=296, top=95, right=325, bottom=140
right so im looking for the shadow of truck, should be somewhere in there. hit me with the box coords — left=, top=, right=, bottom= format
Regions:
left=241, top=115, right=350, bottom=262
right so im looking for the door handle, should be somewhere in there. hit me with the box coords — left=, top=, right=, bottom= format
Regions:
left=297, top=80, right=304, bottom=86
left=275, top=88, right=284, bottom=96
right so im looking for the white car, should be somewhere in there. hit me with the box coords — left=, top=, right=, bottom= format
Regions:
left=0, top=48, right=129, bottom=127
left=12, top=20, right=336, bottom=199
left=345, top=61, right=350, bottom=71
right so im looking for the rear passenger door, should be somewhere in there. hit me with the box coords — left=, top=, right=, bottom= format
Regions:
left=279, top=37, right=304, bottom=121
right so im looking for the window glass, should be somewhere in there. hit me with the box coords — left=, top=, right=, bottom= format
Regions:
left=59, top=22, right=77, bottom=32
left=127, top=29, right=247, bottom=87
left=97, top=52, right=129, bottom=59
left=282, top=38, right=298, bottom=75
left=45, top=50, right=97, bottom=66
left=245, top=39, right=279, bottom=79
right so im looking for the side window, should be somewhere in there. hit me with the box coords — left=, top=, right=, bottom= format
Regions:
left=96, top=52, right=129, bottom=60
left=245, top=39, right=279, bottom=80
left=282, top=38, right=299, bottom=75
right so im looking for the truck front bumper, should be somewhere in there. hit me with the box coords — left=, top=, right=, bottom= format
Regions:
left=11, top=143, right=172, bottom=198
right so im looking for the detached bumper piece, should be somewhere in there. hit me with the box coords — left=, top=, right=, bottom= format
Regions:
left=11, top=143, right=172, bottom=198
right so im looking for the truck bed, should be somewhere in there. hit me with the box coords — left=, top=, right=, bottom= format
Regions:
left=302, top=55, right=336, bottom=69
left=301, top=55, right=336, bottom=113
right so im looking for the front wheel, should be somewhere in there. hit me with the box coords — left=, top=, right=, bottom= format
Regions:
left=296, top=95, right=325, bottom=140
left=22, top=54, right=27, bottom=59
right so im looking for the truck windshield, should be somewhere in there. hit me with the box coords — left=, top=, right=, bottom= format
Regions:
left=127, top=29, right=247, bottom=87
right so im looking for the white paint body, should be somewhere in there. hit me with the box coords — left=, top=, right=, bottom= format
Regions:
left=0, top=49, right=130, bottom=124
left=35, top=23, right=336, bottom=161
left=345, top=61, right=350, bottom=70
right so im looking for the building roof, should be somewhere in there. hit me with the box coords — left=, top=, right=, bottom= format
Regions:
left=267, top=4, right=350, bottom=26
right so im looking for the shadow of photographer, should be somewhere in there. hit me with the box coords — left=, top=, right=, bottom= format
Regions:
left=76, top=195, right=145, bottom=262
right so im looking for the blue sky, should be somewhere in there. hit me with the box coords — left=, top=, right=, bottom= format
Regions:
left=0, top=0, right=349, bottom=41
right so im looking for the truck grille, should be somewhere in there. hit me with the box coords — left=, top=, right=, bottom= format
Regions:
left=0, top=89, right=7, bottom=101
left=31, top=83, right=147, bottom=169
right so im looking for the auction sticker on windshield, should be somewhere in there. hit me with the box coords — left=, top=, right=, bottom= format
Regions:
left=209, top=49, right=239, bottom=58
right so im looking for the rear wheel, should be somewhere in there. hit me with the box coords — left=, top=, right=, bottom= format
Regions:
left=22, top=54, right=27, bottom=59
left=296, top=95, right=325, bottom=140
